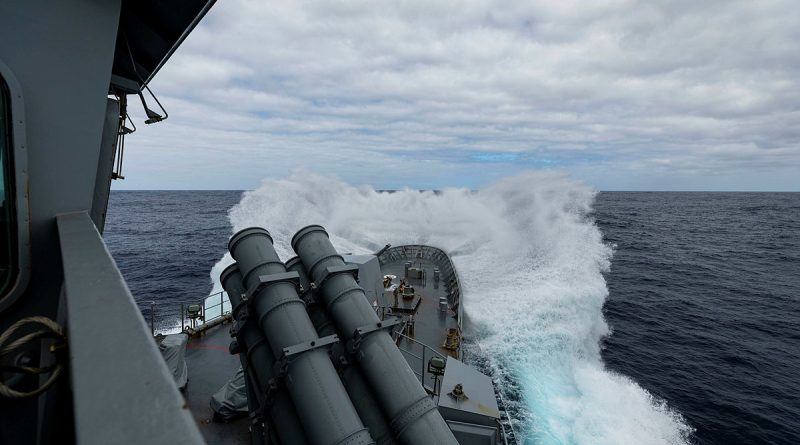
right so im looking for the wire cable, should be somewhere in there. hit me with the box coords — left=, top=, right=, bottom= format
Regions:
left=0, top=316, right=66, bottom=399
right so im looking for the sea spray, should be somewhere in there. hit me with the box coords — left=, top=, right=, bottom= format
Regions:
left=208, top=170, right=693, bottom=445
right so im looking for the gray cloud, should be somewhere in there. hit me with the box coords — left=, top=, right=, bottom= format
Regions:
left=119, top=0, right=800, bottom=190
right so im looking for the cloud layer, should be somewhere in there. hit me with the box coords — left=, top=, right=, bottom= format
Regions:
left=120, top=0, right=800, bottom=190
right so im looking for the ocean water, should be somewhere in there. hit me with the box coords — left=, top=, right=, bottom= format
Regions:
left=104, top=174, right=799, bottom=445
left=596, top=192, right=800, bottom=445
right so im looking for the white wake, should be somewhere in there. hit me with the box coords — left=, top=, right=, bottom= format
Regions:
left=209, top=170, right=692, bottom=445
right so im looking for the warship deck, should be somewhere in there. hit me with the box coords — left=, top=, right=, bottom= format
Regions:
left=184, top=320, right=250, bottom=445
left=379, top=247, right=464, bottom=393
left=181, top=244, right=465, bottom=444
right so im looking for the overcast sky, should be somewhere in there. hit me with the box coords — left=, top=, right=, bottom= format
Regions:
left=119, top=0, right=799, bottom=191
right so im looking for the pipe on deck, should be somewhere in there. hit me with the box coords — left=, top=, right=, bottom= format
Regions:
left=228, top=228, right=374, bottom=445
left=291, top=225, right=458, bottom=445
left=220, top=264, right=308, bottom=445
left=286, top=257, right=397, bottom=445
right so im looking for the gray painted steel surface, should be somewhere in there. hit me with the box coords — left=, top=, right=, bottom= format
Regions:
left=445, top=422, right=498, bottom=445
left=437, top=357, right=500, bottom=444
left=286, top=257, right=397, bottom=445
left=221, top=263, right=308, bottom=445
left=111, top=0, right=218, bottom=93
left=57, top=211, right=204, bottom=444
left=90, top=98, right=121, bottom=233
left=228, top=228, right=374, bottom=445
left=0, top=59, right=30, bottom=312
left=292, top=225, right=458, bottom=445
left=1, top=1, right=126, bottom=441
left=0, top=1, right=218, bottom=443
left=240, top=358, right=266, bottom=445
left=0, top=0, right=122, bottom=314
left=340, top=255, right=384, bottom=308
left=181, top=322, right=250, bottom=445
left=438, top=357, right=500, bottom=423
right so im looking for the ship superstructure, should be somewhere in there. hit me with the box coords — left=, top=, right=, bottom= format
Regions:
left=0, top=2, right=514, bottom=444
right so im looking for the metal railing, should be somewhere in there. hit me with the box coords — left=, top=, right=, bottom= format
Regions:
left=394, top=329, right=447, bottom=394
left=377, top=244, right=464, bottom=338
left=181, top=290, right=232, bottom=333
left=58, top=211, right=205, bottom=443
left=144, top=290, right=232, bottom=336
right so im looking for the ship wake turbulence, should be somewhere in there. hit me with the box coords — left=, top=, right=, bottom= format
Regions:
left=209, top=171, right=693, bottom=445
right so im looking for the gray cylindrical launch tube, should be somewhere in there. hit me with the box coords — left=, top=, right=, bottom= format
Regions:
left=232, top=342, right=266, bottom=445
left=220, top=263, right=308, bottom=445
left=286, top=257, right=397, bottom=445
left=228, top=228, right=374, bottom=445
left=291, top=225, right=457, bottom=445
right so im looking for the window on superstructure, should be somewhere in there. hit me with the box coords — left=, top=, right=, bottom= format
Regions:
left=0, top=74, right=16, bottom=298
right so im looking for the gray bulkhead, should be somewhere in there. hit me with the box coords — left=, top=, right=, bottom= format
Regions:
left=0, top=2, right=507, bottom=444
left=0, top=1, right=215, bottom=444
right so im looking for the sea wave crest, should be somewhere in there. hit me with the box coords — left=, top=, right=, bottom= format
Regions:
left=209, top=170, right=693, bottom=445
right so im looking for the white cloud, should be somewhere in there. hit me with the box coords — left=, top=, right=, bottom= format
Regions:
left=118, top=0, right=800, bottom=190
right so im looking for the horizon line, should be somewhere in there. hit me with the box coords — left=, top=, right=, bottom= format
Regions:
left=109, top=189, right=800, bottom=193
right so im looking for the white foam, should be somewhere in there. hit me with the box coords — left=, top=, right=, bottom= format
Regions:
left=209, top=170, right=693, bottom=444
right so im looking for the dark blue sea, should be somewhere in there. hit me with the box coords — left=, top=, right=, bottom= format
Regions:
left=105, top=189, right=800, bottom=445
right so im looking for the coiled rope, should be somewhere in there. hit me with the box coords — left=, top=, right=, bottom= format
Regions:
left=0, top=316, right=66, bottom=399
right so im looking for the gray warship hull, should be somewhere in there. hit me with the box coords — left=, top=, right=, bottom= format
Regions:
left=178, top=241, right=516, bottom=445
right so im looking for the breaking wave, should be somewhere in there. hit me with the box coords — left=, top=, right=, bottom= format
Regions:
left=209, top=170, right=693, bottom=444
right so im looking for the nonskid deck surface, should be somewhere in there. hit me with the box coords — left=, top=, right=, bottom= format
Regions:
left=378, top=245, right=463, bottom=394
left=183, top=321, right=250, bottom=445
left=382, top=259, right=461, bottom=391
